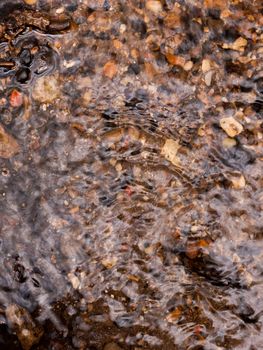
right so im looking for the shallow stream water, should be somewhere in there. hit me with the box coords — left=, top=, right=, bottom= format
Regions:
left=0, top=1, right=262, bottom=349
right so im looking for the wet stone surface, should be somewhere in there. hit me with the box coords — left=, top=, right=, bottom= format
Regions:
left=0, top=0, right=262, bottom=349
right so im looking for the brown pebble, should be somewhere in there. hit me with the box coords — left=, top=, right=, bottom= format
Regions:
left=24, top=0, right=37, bottom=4
left=166, top=307, right=181, bottom=323
left=0, top=125, right=20, bottom=159
left=220, top=117, right=243, bottom=137
left=205, top=71, right=213, bottom=86
left=6, top=304, right=43, bottom=350
left=146, top=1, right=162, bottom=14
left=186, top=241, right=199, bottom=259
left=104, top=343, right=123, bottom=350
left=103, top=61, right=118, bottom=79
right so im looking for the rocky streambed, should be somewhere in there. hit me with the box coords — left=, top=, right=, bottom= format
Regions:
left=0, top=0, right=262, bottom=349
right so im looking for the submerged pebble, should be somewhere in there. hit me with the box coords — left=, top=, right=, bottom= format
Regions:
left=24, top=0, right=37, bottom=4
left=0, top=124, right=20, bottom=158
left=161, top=139, right=180, bottom=166
left=220, top=117, right=244, bottom=137
left=32, top=75, right=60, bottom=103
left=6, top=304, right=43, bottom=350
left=104, top=343, right=123, bottom=350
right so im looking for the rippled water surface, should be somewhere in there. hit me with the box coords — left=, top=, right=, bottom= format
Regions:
left=0, top=0, right=262, bottom=349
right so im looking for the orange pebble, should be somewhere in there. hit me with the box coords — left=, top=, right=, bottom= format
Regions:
left=10, top=89, right=23, bottom=108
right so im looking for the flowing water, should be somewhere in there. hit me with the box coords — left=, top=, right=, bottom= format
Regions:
left=0, top=0, right=262, bottom=349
